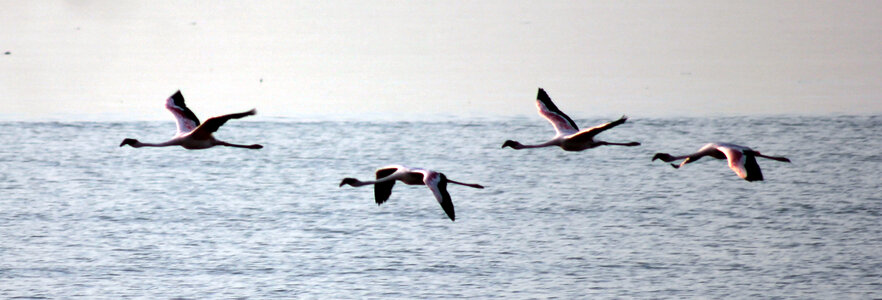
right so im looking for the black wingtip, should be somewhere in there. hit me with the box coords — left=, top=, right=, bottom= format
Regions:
left=537, top=88, right=550, bottom=101
left=446, top=207, right=456, bottom=221
left=743, top=155, right=764, bottom=182
left=171, top=90, right=184, bottom=102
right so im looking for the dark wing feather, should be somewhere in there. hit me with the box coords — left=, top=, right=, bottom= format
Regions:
left=166, top=91, right=201, bottom=134
left=374, top=167, right=398, bottom=205
left=536, top=88, right=579, bottom=134
left=743, top=153, right=764, bottom=182
left=170, top=91, right=200, bottom=124
left=435, top=174, right=455, bottom=221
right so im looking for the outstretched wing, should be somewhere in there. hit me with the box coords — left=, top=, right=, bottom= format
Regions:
left=165, top=90, right=200, bottom=135
left=741, top=153, right=764, bottom=181
left=374, top=167, right=399, bottom=205
left=189, top=109, right=256, bottom=139
left=424, top=172, right=455, bottom=221
left=565, top=116, right=629, bottom=143
left=536, top=88, right=579, bottom=135
left=718, top=145, right=763, bottom=181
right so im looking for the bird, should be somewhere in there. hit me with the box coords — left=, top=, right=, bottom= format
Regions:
left=120, top=90, right=263, bottom=150
left=652, top=142, right=791, bottom=181
left=339, top=165, right=485, bottom=221
left=502, top=88, right=640, bottom=151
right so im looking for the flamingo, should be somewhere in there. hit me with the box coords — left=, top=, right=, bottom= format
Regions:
left=119, top=90, right=263, bottom=150
left=652, top=142, right=791, bottom=181
left=502, top=88, right=640, bottom=151
left=339, top=165, right=485, bottom=221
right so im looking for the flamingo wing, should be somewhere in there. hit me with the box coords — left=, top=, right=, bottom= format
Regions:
left=165, top=90, right=200, bottom=135
left=565, top=116, right=629, bottom=143
left=424, top=172, right=455, bottom=221
left=742, top=154, right=764, bottom=181
left=718, top=145, right=763, bottom=181
left=189, top=109, right=256, bottom=139
left=536, top=88, right=579, bottom=135
left=374, top=167, right=399, bottom=205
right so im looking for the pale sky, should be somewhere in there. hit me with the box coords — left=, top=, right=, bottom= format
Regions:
left=2, top=1, right=881, bottom=121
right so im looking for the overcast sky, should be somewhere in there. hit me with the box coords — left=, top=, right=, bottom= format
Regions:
left=2, top=1, right=881, bottom=121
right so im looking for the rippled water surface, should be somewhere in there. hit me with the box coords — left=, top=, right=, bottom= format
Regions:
left=1, top=116, right=880, bottom=298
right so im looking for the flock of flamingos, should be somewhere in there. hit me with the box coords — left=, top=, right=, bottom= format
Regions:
left=120, top=88, right=791, bottom=221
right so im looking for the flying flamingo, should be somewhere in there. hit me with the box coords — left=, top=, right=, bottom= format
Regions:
left=339, top=165, right=484, bottom=221
left=502, top=88, right=640, bottom=151
left=652, top=142, right=791, bottom=181
left=120, top=90, right=263, bottom=150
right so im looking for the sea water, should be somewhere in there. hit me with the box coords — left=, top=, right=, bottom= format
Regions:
left=1, top=116, right=880, bottom=298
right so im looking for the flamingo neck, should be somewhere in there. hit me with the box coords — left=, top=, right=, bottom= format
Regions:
left=134, top=140, right=179, bottom=148
left=340, top=178, right=381, bottom=187
left=519, top=141, right=559, bottom=149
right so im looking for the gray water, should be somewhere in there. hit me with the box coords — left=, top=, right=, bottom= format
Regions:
left=1, top=116, right=880, bottom=299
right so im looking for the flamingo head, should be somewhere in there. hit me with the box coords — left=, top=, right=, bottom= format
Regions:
left=501, top=140, right=524, bottom=149
left=339, top=178, right=363, bottom=187
left=652, top=153, right=675, bottom=162
left=119, top=138, right=140, bottom=147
